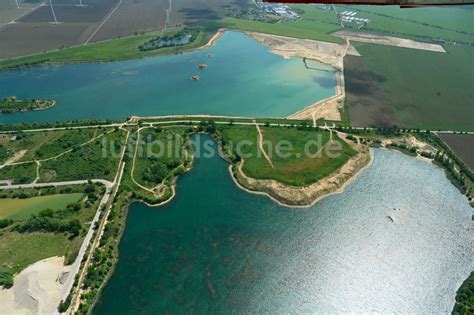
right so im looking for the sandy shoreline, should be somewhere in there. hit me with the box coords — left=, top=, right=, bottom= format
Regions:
left=245, top=32, right=351, bottom=123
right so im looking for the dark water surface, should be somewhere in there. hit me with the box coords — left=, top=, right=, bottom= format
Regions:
left=94, top=134, right=472, bottom=314
left=0, top=32, right=335, bottom=124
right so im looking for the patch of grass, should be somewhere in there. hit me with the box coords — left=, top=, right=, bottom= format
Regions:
left=339, top=5, right=474, bottom=44
left=0, top=28, right=211, bottom=71
left=218, top=18, right=343, bottom=44
left=0, top=193, right=83, bottom=220
left=353, top=42, right=474, bottom=131
left=39, top=129, right=125, bottom=182
left=35, top=129, right=98, bottom=160
left=290, top=4, right=340, bottom=25
left=0, top=162, right=36, bottom=184
left=133, top=127, right=187, bottom=188
left=0, top=187, right=103, bottom=287
left=219, top=125, right=356, bottom=186
left=0, top=129, right=97, bottom=163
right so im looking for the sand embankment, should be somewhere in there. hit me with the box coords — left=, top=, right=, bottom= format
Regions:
left=0, top=256, right=70, bottom=315
left=333, top=30, right=446, bottom=52
left=245, top=32, right=353, bottom=123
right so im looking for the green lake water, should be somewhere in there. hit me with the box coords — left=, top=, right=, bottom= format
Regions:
left=0, top=31, right=336, bottom=124
left=94, top=134, right=473, bottom=313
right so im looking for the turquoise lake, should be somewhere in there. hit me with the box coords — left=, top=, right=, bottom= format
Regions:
left=94, top=135, right=473, bottom=314
left=0, top=31, right=336, bottom=124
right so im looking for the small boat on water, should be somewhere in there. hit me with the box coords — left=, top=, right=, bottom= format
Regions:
left=198, top=64, right=207, bottom=70
left=191, top=75, right=200, bottom=81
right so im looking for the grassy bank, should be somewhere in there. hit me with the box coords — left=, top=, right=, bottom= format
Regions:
left=0, top=27, right=211, bottom=71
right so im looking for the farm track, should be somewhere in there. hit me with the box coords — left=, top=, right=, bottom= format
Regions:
left=84, top=0, right=123, bottom=44
left=254, top=122, right=274, bottom=169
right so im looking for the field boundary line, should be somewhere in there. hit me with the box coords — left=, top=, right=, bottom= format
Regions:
left=84, top=0, right=123, bottom=44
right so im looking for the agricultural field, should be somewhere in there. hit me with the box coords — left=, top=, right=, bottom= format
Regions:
left=0, top=193, right=83, bottom=220
left=219, top=125, right=356, bottom=186
left=90, top=0, right=250, bottom=42
left=0, top=184, right=104, bottom=287
left=18, top=0, right=117, bottom=23
left=0, top=0, right=41, bottom=27
left=0, top=22, right=95, bottom=59
left=343, top=55, right=398, bottom=128
left=351, top=42, right=474, bottom=131
left=337, top=5, right=474, bottom=44
left=0, top=0, right=122, bottom=59
left=438, top=133, right=474, bottom=171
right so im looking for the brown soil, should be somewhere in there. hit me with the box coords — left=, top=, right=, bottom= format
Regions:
left=438, top=133, right=474, bottom=171
left=344, top=55, right=399, bottom=128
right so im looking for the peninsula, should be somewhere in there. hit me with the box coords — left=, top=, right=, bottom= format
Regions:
left=0, top=96, right=55, bottom=114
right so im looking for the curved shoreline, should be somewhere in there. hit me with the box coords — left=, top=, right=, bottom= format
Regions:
left=228, top=147, right=372, bottom=208
left=0, top=99, right=56, bottom=114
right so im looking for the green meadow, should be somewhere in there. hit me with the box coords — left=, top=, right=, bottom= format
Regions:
left=339, top=5, right=474, bottom=44
left=218, top=18, right=343, bottom=44
left=0, top=193, right=83, bottom=220
left=353, top=42, right=474, bottom=131
left=219, top=125, right=356, bottom=186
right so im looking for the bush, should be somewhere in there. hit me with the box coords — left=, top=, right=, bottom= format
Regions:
left=0, top=219, right=13, bottom=229
left=0, top=271, right=13, bottom=288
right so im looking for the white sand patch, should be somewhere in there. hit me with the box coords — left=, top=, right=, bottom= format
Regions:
left=0, top=256, right=71, bottom=315
left=333, top=30, right=446, bottom=52
left=0, top=150, right=27, bottom=169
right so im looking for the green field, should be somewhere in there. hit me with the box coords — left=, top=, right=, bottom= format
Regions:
left=219, top=125, right=356, bottom=186
left=339, top=5, right=474, bottom=44
left=0, top=129, right=98, bottom=163
left=353, top=42, right=474, bottom=131
left=217, top=18, right=343, bottom=44
left=39, top=129, right=126, bottom=182
left=0, top=28, right=210, bottom=71
left=0, top=193, right=83, bottom=220
left=290, top=4, right=340, bottom=25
